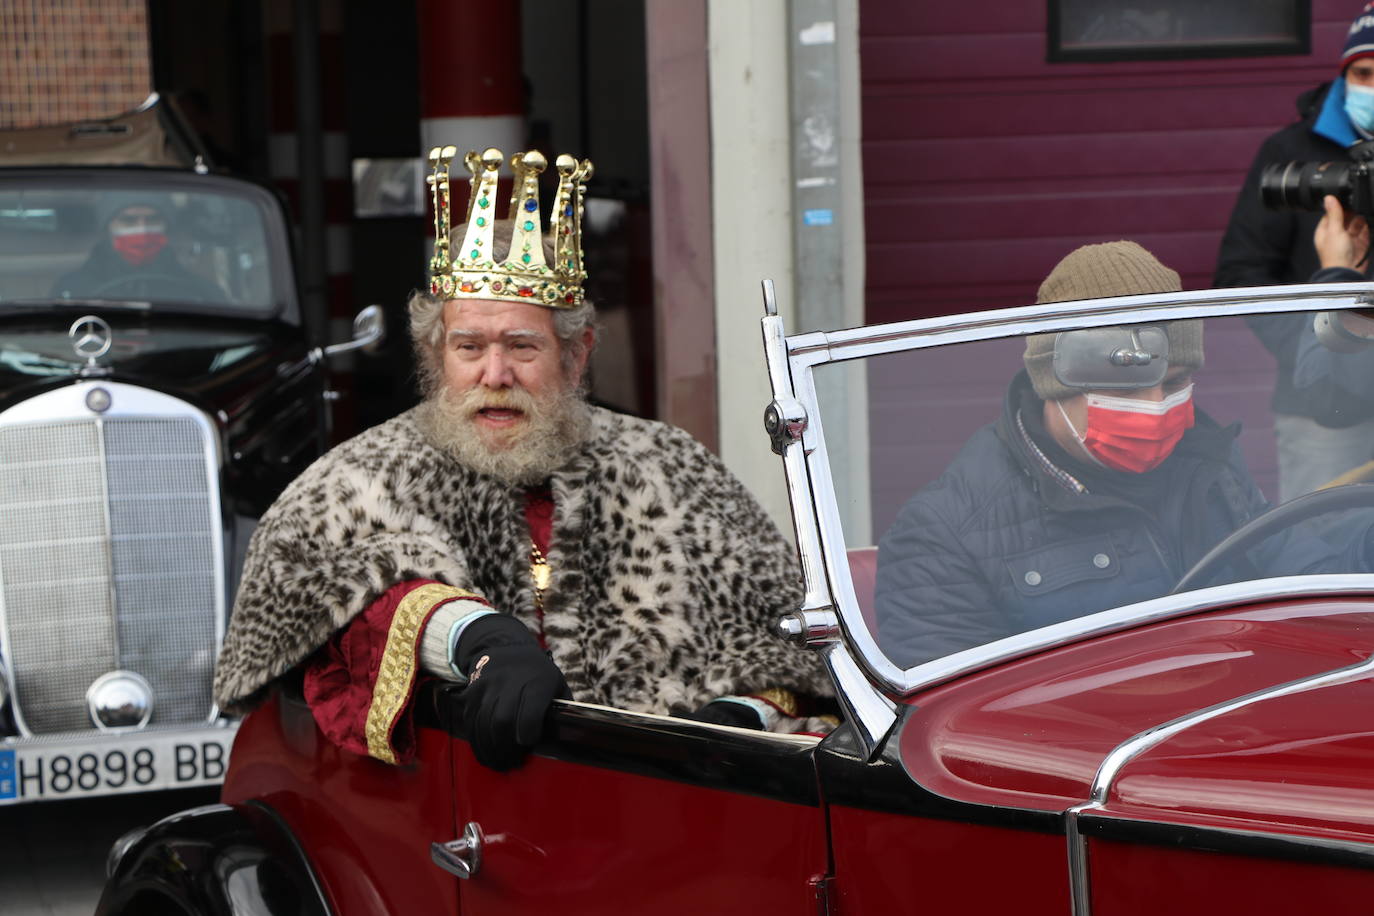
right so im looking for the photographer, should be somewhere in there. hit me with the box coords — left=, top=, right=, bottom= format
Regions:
left=1293, top=195, right=1374, bottom=405
left=1214, top=2, right=1374, bottom=500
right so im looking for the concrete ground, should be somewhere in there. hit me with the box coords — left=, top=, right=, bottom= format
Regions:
left=0, top=785, right=218, bottom=915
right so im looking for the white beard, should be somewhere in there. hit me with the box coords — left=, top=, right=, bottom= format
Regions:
left=416, top=380, right=593, bottom=486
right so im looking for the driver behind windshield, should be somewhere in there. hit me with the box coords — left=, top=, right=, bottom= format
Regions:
left=875, top=241, right=1372, bottom=668
left=51, top=194, right=222, bottom=302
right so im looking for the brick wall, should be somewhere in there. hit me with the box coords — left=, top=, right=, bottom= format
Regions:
left=0, top=0, right=151, bottom=128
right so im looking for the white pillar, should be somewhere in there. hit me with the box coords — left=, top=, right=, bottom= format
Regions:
left=707, top=0, right=798, bottom=533
left=707, top=0, right=867, bottom=542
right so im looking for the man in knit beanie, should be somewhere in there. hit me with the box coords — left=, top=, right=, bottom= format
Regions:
left=875, top=240, right=1366, bottom=669
left=1025, top=241, right=1203, bottom=404
left=1215, top=2, right=1374, bottom=501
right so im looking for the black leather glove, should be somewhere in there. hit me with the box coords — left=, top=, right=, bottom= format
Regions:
left=453, top=614, right=571, bottom=771
left=685, top=698, right=766, bottom=730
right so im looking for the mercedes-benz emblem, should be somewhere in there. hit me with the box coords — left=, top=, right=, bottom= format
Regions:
left=69, top=315, right=112, bottom=361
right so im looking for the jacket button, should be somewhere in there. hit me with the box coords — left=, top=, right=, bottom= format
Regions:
left=1024, top=570, right=1042, bottom=586
left=1093, top=553, right=1110, bottom=568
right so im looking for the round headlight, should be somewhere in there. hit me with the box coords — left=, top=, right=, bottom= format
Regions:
left=87, top=671, right=154, bottom=730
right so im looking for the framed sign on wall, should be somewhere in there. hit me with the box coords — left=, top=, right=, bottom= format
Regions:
left=1048, top=0, right=1311, bottom=62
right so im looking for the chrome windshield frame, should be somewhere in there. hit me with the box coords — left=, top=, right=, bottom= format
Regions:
left=763, top=282, right=1374, bottom=734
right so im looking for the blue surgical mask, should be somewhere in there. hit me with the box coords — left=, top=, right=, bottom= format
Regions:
left=1345, top=81, right=1374, bottom=132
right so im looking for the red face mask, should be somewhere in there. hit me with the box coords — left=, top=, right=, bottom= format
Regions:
left=1058, top=384, right=1195, bottom=474
left=111, top=230, right=168, bottom=266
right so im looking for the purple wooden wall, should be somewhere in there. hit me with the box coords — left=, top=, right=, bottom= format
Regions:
left=859, top=1, right=1358, bottom=324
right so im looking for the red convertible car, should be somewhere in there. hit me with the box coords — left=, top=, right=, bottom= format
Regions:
left=98, top=282, right=1374, bottom=915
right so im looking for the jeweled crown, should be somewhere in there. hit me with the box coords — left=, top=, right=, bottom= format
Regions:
left=426, top=145, right=594, bottom=308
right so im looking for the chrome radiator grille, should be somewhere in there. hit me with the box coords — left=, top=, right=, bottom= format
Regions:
left=0, top=386, right=222, bottom=736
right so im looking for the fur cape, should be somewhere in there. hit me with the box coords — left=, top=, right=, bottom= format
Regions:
left=214, top=404, right=831, bottom=715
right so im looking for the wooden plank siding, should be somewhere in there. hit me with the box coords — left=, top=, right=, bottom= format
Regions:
left=853, top=3, right=1368, bottom=530
left=859, top=1, right=1357, bottom=324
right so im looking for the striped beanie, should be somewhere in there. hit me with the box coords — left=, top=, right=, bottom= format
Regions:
left=1343, top=3, right=1374, bottom=71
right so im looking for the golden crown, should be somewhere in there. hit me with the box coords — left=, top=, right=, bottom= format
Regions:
left=426, top=145, right=594, bottom=308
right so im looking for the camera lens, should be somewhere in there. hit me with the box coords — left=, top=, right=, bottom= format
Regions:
left=1259, top=160, right=1354, bottom=212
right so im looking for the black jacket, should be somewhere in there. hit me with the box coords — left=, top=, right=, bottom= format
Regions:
left=874, top=373, right=1357, bottom=669
left=1214, top=81, right=1374, bottom=426
left=52, top=240, right=223, bottom=304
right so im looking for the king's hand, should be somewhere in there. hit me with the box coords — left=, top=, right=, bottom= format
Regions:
left=452, top=614, right=571, bottom=770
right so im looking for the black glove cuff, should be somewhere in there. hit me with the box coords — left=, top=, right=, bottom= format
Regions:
left=689, top=698, right=766, bottom=730
left=453, top=614, right=540, bottom=672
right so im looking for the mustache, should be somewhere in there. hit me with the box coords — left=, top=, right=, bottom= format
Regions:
left=418, top=381, right=593, bottom=486
left=451, top=386, right=539, bottom=414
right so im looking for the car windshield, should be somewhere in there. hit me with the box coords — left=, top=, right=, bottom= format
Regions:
left=813, top=307, right=1374, bottom=673
left=0, top=179, right=280, bottom=314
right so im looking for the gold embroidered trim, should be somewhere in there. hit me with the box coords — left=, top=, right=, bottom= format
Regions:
left=751, top=687, right=800, bottom=718
left=365, top=583, right=481, bottom=764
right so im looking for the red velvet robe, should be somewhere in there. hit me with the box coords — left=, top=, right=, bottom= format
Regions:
left=302, top=490, right=554, bottom=765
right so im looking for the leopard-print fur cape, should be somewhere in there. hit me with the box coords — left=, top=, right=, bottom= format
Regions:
left=213, top=405, right=831, bottom=715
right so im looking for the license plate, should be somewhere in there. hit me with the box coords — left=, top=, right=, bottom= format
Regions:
left=0, top=726, right=237, bottom=804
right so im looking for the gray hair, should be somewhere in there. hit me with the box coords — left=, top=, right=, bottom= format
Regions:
left=408, top=218, right=598, bottom=395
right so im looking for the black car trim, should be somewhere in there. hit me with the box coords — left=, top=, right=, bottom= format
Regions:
left=241, top=800, right=336, bottom=910
left=1077, top=813, right=1374, bottom=870
left=426, top=684, right=823, bottom=808
left=96, top=800, right=332, bottom=916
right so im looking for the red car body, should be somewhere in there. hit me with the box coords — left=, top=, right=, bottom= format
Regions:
left=96, top=284, right=1374, bottom=915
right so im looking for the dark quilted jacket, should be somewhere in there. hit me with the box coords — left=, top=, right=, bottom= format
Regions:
left=874, top=373, right=1353, bottom=668
left=1214, top=81, right=1374, bottom=426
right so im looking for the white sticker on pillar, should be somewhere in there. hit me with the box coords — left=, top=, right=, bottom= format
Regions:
left=799, top=21, right=835, bottom=45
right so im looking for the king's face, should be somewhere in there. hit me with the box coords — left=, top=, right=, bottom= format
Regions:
left=439, top=297, right=571, bottom=435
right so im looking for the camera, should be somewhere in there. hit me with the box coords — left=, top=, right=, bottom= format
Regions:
left=1259, top=139, right=1374, bottom=219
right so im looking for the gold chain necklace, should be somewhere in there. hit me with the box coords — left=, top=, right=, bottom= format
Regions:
left=530, top=540, right=551, bottom=610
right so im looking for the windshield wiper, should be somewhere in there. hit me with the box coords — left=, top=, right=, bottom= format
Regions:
left=0, top=297, right=152, bottom=309
left=0, top=351, right=77, bottom=375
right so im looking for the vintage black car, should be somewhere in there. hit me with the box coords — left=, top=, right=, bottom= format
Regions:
left=0, top=95, right=382, bottom=805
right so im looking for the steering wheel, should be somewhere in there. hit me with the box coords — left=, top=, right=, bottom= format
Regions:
left=88, top=273, right=213, bottom=301
left=1172, top=483, right=1374, bottom=593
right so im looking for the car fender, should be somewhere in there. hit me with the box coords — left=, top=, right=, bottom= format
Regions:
left=96, top=799, right=331, bottom=916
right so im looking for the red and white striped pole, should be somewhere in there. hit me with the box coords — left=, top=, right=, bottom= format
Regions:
left=417, top=0, right=525, bottom=213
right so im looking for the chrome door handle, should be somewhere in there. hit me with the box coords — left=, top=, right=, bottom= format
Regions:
left=431, top=822, right=484, bottom=879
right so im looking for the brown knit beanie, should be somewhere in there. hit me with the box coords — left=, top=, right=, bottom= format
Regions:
left=1024, top=241, right=1203, bottom=401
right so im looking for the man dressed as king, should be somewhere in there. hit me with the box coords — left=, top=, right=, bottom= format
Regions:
left=213, top=145, right=835, bottom=770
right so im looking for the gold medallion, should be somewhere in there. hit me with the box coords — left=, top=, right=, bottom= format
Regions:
left=531, top=539, right=552, bottom=596
left=532, top=560, right=551, bottom=592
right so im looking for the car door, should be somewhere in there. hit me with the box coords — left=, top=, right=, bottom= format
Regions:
left=436, top=692, right=832, bottom=916
left=760, top=288, right=1374, bottom=916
